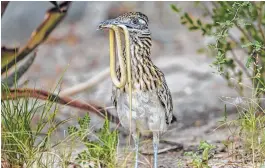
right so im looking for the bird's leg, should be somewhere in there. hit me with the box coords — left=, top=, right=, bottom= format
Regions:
left=132, top=133, right=139, bottom=168
left=153, top=132, right=159, bottom=168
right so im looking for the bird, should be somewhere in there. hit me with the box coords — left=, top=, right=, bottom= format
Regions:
left=98, top=12, right=176, bottom=168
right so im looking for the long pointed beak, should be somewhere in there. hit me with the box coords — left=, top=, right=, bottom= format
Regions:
left=98, top=19, right=120, bottom=30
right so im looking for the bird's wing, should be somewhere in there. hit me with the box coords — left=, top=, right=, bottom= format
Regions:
left=156, top=69, right=175, bottom=124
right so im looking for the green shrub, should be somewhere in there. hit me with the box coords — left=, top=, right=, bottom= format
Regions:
left=68, top=114, right=118, bottom=168
left=171, top=2, right=265, bottom=96
left=172, top=1, right=265, bottom=164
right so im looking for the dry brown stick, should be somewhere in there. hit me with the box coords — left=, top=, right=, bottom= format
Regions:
left=230, top=49, right=252, bottom=78
left=1, top=88, right=120, bottom=124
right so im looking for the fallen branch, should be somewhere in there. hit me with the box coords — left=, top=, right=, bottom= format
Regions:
left=59, top=68, right=110, bottom=97
left=1, top=88, right=120, bottom=124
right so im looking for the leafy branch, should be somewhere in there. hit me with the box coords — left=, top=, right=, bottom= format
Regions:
left=171, top=2, right=265, bottom=96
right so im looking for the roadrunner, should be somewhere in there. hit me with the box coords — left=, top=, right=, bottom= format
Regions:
left=99, top=12, right=175, bottom=168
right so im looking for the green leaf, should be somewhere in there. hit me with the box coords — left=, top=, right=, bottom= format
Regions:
left=242, top=41, right=262, bottom=51
left=246, top=56, right=254, bottom=68
left=184, top=151, right=195, bottom=157
left=184, top=13, right=194, bottom=24
left=78, top=113, right=90, bottom=130
left=181, top=21, right=187, bottom=25
left=68, top=126, right=78, bottom=135
left=242, top=42, right=253, bottom=48
left=189, top=26, right=199, bottom=30
left=197, top=19, right=202, bottom=26
left=170, top=4, right=181, bottom=13
left=253, top=41, right=262, bottom=50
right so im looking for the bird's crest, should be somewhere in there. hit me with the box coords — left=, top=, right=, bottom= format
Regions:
left=116, top=12, right=149, bottom=25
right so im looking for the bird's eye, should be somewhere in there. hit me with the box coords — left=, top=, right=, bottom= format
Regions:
left=132, top=19, right=139, bottom=24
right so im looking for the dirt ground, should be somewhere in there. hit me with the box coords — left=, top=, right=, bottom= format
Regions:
left=115, top=114, right=258, bottom=168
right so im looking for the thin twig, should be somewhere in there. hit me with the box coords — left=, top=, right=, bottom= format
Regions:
left=209, top=2, right=249, bottom=55
left=235, top=24, right=253, bottom=42
left=211, top=1, right=219, bottom=9
left=230, top=49, right=252, bottom=78
left=230, top=3, right=253, bottom=43
left=198, top=2, right=214, bottom=17
left=228, top=33, right=248, bottom=54
left=257, top=2, right=265, bottom=42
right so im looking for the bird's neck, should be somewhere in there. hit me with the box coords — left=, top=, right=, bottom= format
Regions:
left=128, top=35, right=152, bottom=68
left=122, top=34, right=163, bottom=91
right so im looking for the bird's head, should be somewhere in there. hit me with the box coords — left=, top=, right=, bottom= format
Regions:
left=98, top=12, right=150, bottom=35
left=99, top=12, right=152, bottom=57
